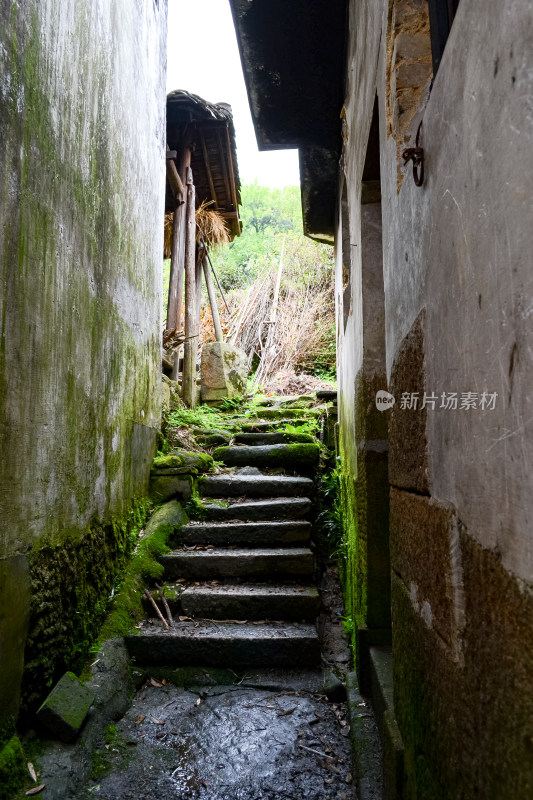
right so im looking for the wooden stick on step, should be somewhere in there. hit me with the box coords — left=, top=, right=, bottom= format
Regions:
left=155, top=583, right=174, bottom=628
left=144, top=589, right=170, bottom=630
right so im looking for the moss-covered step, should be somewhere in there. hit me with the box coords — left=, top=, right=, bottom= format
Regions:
left=180, top=583, right=321, bottom=620
left=151, top=450, right=214, bottom=475
left=178, top=520, right=312, bottom=548
left=159, top=547, right=314, bottom=581
left=198, top=497, right=312, bottom=522
left=251, top=408, right=321, bottom=419
left=125, top=620, right=321, bottom=668
left=234, top=432, right=316, bottom=445
left=198, top=474, right=315, bottom=498
left=237, top=419, right=309, bottom=432
left=213, top=443, right=320, bottom=470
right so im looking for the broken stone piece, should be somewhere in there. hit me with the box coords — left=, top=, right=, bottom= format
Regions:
left=235, top=466, right=262, bottom=476
left=322, top=668, right=347, bottom=703
left=37, top=671, right=94, bottom=742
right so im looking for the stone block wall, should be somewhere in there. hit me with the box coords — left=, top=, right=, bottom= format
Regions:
left=338, top=0, right=533, bottom=796
left=0, top=0, right=166, bottom=727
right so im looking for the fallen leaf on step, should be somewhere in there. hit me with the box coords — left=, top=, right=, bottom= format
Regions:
left=252, top=620, right=266, bottom=625
left=278, top=707, right=297, bottom=716
left=150, top=717, right=165, bottom=725
left=178, top=616, right=192, bottom=622
left=162, top=679, right=167, bottom=685
left=150, top=678, right=163, bottom=687
left=135, top=715, right=145, bottom=724
left=25, top=786, right=45, bottom=796
left=345, top=772, right=353, bottom=784
left=27, top=763, right=37, bottom=782
left=196, top=698, right=201, bottom=706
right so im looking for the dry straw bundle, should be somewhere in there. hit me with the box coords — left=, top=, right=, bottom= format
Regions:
left=163, top=202, right=229, bottom=260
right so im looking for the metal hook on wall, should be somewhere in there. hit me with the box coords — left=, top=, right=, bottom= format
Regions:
left=402, top=121, right=424, bottom=187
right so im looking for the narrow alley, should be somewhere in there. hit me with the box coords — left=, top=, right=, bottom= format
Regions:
left=1, top=1, right=532, bottom=800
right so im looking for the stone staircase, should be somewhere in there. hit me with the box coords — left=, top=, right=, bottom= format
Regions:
left=126, top=436, right=322, bottom=669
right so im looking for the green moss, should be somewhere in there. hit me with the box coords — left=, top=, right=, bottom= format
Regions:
left=151, top=450, right=214, bottom=474
left=97, top=502, right=188, bottom=643
left=21, top=498, right=152, bottom=716
left=0, top=736, right=26, bottom=800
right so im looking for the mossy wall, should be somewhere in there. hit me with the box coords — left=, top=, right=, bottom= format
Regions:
left=0, top=0, right=167, bottom=727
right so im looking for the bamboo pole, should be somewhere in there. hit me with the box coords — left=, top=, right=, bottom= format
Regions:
left=182, top=166, right=197, bottom=408
left=203, top=247, right=223, bottom=342
left=205, top=247, right=231, bottom=314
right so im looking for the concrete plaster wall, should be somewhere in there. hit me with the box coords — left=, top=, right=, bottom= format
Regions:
left=338, top=0, right=533, bottom=797
left=0, top=0, right=166, bottom=723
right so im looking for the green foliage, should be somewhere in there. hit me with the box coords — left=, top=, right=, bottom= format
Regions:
left=166, top=405, right=230, bottom=431
left=214, top=183, right=303, bottom=290
left=217, top=395, right=245, bottom=411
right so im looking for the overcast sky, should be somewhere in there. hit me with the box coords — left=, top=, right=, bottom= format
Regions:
left=166, top=0, right=300, bottom=188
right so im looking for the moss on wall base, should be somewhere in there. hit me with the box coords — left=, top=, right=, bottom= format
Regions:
left=0, top=736, right=26, bottom=800
left=20, top=498, right=152, bottom=719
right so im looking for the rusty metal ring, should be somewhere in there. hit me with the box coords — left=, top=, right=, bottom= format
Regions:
left=401, top=121, right=425, bottom=187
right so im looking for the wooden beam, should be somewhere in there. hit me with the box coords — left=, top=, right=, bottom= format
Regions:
left=166, top=147, right=191, bottom=332
left=224, top=123, right=239, bottom=211
left=182, top=166, right=197, bottom=408
left=217, top=128, right=232, bottom=209
left=200, top=130, right=217, bottom=208
left=166, top=144, right=185, bottom=200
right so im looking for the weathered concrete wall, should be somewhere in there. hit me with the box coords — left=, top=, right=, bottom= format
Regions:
left=338, top=0, right=533, bottom=797
left=0, top=0, right=166, bottom=724
left=336, top=0, right=391, bottom=653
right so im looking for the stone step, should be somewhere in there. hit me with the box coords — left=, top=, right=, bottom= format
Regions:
left=213, top=443, right=320, bottom=470
left=234, top=432, right=316, bottom=446
left=180, top=583, right=321, bottom=620
left=199, top=497, right=312, bottom=522
left=159, top=547, right=314, bottom=581
left=198, top=473, right=315, bottom=498
left=179, top=520, right=312, bottom=547
left=125, top=620, right=321, bottom=668
left=316, top=389, right=337, bottom=403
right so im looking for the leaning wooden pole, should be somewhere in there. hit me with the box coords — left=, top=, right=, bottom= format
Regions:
left=203, top=246, right=223, bottom=342
left=182, top=166, right=197, bottom=408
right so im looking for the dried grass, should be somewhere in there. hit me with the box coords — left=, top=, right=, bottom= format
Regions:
left=225, top=253, right=335, bottom=388
left=163, top=202, right=229, bottom=261
left=195, top=201, right=230, bottom=247
left=262, top=370, right=336, bottom=396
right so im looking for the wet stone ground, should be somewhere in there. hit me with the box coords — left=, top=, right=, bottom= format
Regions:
left=76, top=680, right=354, bottom=800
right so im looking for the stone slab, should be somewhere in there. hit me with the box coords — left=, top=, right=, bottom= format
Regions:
left=234, top=432, right=316, bottom=445
left=149, top=474, right=193, bottom=503
left=199, top=497, right=312, bottom=521
left=213, top=443, right=320, bottom=469
left=125, top=621, right=321, bottom=667
left=159, top=547, right=315, bottom=581
left=180, top=520, right=312, bottom=547
left=200, top=342, right=248, bottom=403
left=198, top=474, right=315, bottom=498
left=37, top=672, right=94, bottom=742
left=181, top=583, right=321, bottom=620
